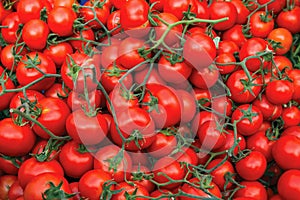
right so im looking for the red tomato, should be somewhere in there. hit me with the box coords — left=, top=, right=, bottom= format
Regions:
left=9, top=90, right=45, bottom=113
left=110, top=107, right=155, bottom=151
left=231, top=0, right=250, bottom=24
left=142, top=83, right=181, bottom=129
left=33, top=98, right=70, bottom=139
left=281, top=126, right=300, bottom=138
left=183, top=33, right=216, bottom=70
left=234, top=181, right=267, bottom=200
left=231, top=104, right=263, bottom=136
left=281, top=106, right=300, bottom=128
left=16, top=52, right=56, bottom=91
left=0, top=156, right=23, bottom=175
left=153, top=157, right=185, bottom=189
left=206, top=159, right=235, bottom=190
left=44, top=83, right=70, bottom=100
left=276, top=6, right=300, bottom=34
left=43, top=42, right=73, bottom=68
left=53, top=0, right=77, bottom=8
left=217, top=40, right=239, bottom=54
left=1, top=12, right=21, bottom=44
left=66, top=109, right=108, bottom=145
left=147, top=132, right=177, bottom=158
left=277, top=169, right=300, bottom=200
left=18, top=157, right=64, bottom=189
left=176, top=89, right=197, bottom=123
left=0, top=119, right=35, bottom=157
left=258, top=0, right=286, bottom=14
left=23, top=173, right=73, bottom=200
left=267, top=28, right=293, bottom=55
left=129, top=165, right=155, bottom=192
left=8, top=180, right=23, bottom=200
left=211, top=96, right=233, bottom=117
left=48, top=6, right=77, bottom=37
left=1, top=44, right=28, bottom=71
left=265, top=79, right=294, bottom=105
left=227, top=70, right=262, bottom=103
left=0, top=2, right=12, bottom=24
left=272, top=135, right=300, bottom=170
left=215, top=53, right=237, bottom=74
left=94, top=145, right=132, bottom=183
left=112, top=182, right=149, bottom=200
left=222, top=25, right=247, bottom=48
left=189, top=67, right=219, bottom=89
left=67, top=90, right=102, bottom=112
left=31, top=140, right=61, bottom=161
left=249, top=11, right=274, bottom=38
left=59, top=141, right=93, bottom=178
left=16, top=0, right=49, bottom=24
left=0, top=67, right=15, bottom=110
left=78, top=169, right=113, bottom=200
left=22, top=19, right=49, bottom=50
left=163, top=0, right=195, bottom=20
left=253, top=94, right=282, bottom=121
left=80, top=2, right=109, bottom=29
left=209, top=1, right=237, bottom=31
left=0, top=175, right=17, bottom=200
left=101, top=44, right=120, bottom=69
left=287, top=69, right=300, bottom=100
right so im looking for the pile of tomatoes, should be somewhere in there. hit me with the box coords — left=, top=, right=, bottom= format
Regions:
left=1, top=0, right=300, bottom=199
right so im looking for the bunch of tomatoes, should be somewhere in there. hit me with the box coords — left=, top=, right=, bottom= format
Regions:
left=1, top=0, right=300, bottom=199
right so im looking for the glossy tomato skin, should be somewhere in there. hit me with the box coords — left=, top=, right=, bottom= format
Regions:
left=206, top=159, right=235, bottom=190
left=215, top=53, right=237, bottom=75
left=43, top=42, right=73, bottom=68
left=234, top=181, right=267, bottom=200
left=146, top=132, right=177, bottom=158
left=163, top=0, right=195, bottom=20
left=0, top=68, right=15, bottom=110
left=1, top=44, right=28, bottom=71
left=93, top=145, right=132, bottom=183
left=66, top=109, right=108, bottom=145
left=258, top=0, right=286, bottom=14
left=44, top=83, right=70, bottom=101
left=287, top=69, right=300, bottom=100
left=107, top=10, right=122, bottom=35
left=8, top=180, right=23, bottom=200
left=16, top=52, right=56, bottom=91
left=183, top=33, right=216, bottom=70
left=78, top=169, right=113, bottom=200
left=276, top=6, right=300, bottom=34
left=16, top=0, right=49, bottom=24
left=48, top=6, right=77, bottom=37
left=22, top=19, right=49, bottom=50
left=80, top=2, right=109, bottom=29
left=9, top=90, right=45, bottom=112
left=281, top=106, right=300, bottom=128
left=249, top=11, right=274, bottom=38
left=222, top=25, right=247, bottom=48
left=179, top=177, right=222, bottom=199
left=153, top=157, right=185, bottom=190
left=111, top=182, right=149, bottom=200
left=236, top=151, right=267, bottom=181
left=0, top=175, right=17, bottom=200
left=231, top=104, right=263, bottom=136
left=23, top=173, right=73, bottom=200
left=33, top=98, right=70, bottom=139
left=231, top=0, right=250, bottom=24
left=265, top=80, right=294, bottom=105
left=217, top=40, right=239, bottom=55
left=189, top=67, right=219, bottom=89
left=209, top=1, right=237, bottom=31
left=0, top=119, right=35, bottom=157
left=0, top=2, right=12, bottom=24
left=67, top=90, right=101, bottom=112
left=253, top=94, right=282, bottom=121
left=277, top=169, right=300, bottom=200
left=59, top=141, right=93, bottom=178
left=1, top=12, right=21, bottom=44
left=272, top=135, right=300, bottom=170
left=18, top=157, right=64, bottom=189
left=110, top=107, right=155, bottom=151
left=267, top=28, right=293, bottom=55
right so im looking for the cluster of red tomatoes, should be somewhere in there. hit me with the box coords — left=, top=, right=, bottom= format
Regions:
left=1, top=0, right=300, bottom=199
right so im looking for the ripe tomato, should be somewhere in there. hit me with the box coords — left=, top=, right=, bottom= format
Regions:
left=272, top=135, right=300, bottom=170
left=1, top=44, right=28, bottom=71
left=231, top=0, right=250, bottom=24
left=153, top=157, right=185, bottom=189
left=107, top=10, right=122, bottom=35
left=198, top=121, right=226, bottom=150
left=212, top=96, right=233, bottom=117
left=231, top=104, right=263, bottom=136
left=276, top=6, right=300, bottom=34
left=0, top=119, right=35, bottom=157
left=249, top=11, right=274, bottom=38
left=227, top=70, right=262, bottom=103
left=101, top=44, right=120, bottom=69
left=258, top=0, right=286, bottom=14
left=23, top=173, right=73, bottom=200
left=45, top=83, right=70, bottom=100
left=66, top=109, right=108, bottom=145
left=0, top=67, right=15, bottom=110
left=209, top=1, right=237, bottom=31
left=1, top=12, right=21, bottom=44
left=16, top=0, right=49, bottom=24
left=236, top=151, right=267, bottom=181
left=281, top=126, right=300, bottom=138
left=176, top=89, right=197, bottom=123
left=94, top=145, right=132, bottom=183
left=9, top=90, right=45, bottom=113
left=0, top=2, right=12, bottom=24
left=267, top=28, right=293, bottom=55
left=277, top=169, right=300, bottom=200
left=67, top=90, right=102, bottom=112
left=48, top=6, right=77, bottom=37
left=0, top=156, right=23, bottom=175
left=234, top=181, right=267, bottom=200
left=163, top=0, right=195, bottom=20
left=206, top=159, right=235, bottom=190
left=222, top=25, right=247, bottom=48
left=78, top=169, right=113, bottom=200
left=110, top=107, right=155, bottom=151
left=43, top=42, right=73, bottom=68
left=18, top=157, right=64, bottom=189
left=253, top=94, right=282, bottom=121
left=16, top=52, right=56, bottom=91
left=153, top=12, right=183, bottom=46
left=147, top=131, right=177, bottom=158
left=239, top=37, right=271, bottom=72
left=265, top=79, right=294, bottom=105
left=281, top=106, right=300, bottom=128
left=33, top=98, right=70, bottom=139
left=61, top=52, right=101, bottom=93
left=287, top=69, right=300, bottom=100
left=59, top=141, right=93, bottom=178
left=31, top=140, right=60, bottom=161
left=22, top=19, right=49, bottom=51
left=189, top=67, right=219, bottom=89
left=215, top=53, right=237, bottom=74
left=217, top=40, right=239, bottom=54
left=129, top=165, right=155, bottom=192
left=112, top=182, right=149, bottom=200
left=267, top=55, right=293, bottom=74
left=180, top=177, right=222, bottom=199
left=80, top=2, right=110, bottom=29
left=183, top=33, right=216, bottom=70
left=142, top=83, right=181, bottom=128
left=0, top=175, right=17, bottom=200
left=8, top=180, right=23, bottom=200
